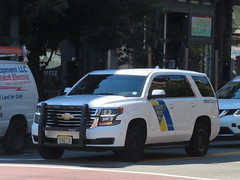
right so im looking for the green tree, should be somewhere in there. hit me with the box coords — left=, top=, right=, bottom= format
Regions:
left=64, top=0, right=163, bottom=66
left=21, top=0, right=69, bottom=100
left=21, top=0, right=163, bottom=100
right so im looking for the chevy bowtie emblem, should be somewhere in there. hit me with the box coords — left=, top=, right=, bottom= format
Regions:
left=61, top=113, right=74, bottom=120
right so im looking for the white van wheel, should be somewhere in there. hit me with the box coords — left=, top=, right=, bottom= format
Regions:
left=2, top=119, right=27, bottom=154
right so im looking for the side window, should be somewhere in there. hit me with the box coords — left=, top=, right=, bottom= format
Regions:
left=149, top=75, right=194, bottom=98
left=165, top=75, right=194, bottom=97
left=149, top=75, right=167, bottom=95
left=192, top=76, right=214, bottom=97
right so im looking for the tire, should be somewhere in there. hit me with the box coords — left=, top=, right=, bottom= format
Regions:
left=114, top=125, right=145, bottom=162
left=185, top=122, right=210, bottom=157
left=2, top=119, right=27, bottom=154
left=38, top=146, right=64, bottom=159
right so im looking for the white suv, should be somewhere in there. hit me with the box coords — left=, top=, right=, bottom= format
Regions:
left=216, top=76, right=240, bottom=138
left=32, top=68, right=220, bottom=162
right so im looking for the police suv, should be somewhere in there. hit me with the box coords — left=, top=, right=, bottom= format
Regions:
left=32, top=68, right=220, bottom=162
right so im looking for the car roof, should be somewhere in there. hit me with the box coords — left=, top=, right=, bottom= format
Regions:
left=89, top=68, right=206, bottom=76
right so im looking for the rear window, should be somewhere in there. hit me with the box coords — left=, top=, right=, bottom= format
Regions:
left=192, top=76, right=214, bottom=97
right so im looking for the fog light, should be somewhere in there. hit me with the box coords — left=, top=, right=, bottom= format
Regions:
left=232, top=123, right=237, bottom=127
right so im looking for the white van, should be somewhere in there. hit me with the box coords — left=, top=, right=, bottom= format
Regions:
left=0, top=46, right=38, bottom=154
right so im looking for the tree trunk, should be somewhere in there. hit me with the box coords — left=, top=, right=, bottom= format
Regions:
left=28, top=50, right=44, bottom=101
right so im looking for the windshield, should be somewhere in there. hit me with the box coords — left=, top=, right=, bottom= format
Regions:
left=68, top=74, right=146, bottom=97
left=216, top=80, right=240, bottom=99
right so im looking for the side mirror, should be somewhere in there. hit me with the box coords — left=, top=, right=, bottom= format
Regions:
left=64, top=87, right=71, bottom=94
left=148, top=89, right=166, bottom=99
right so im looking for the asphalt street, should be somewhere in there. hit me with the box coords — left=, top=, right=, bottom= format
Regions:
left=1, top=139, right=240, bottom=179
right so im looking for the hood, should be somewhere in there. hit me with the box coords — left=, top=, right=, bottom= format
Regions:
left=218, top=99, right=240, bottom=110
left=41, top=95, right=139, bottom=107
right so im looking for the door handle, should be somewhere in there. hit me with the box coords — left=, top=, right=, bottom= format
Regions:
left=191, top=103, right=196, bottom=107
left=169, top=104, right=174, bottom=109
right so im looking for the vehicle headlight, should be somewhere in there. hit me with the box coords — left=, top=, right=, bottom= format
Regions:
left=98, top=107, right=123, bottom=126
left=34, top=106, right=41, bottom=124
left=234, top=110, right=240, bottom=116
left=220, top=109, right=240, bottom=117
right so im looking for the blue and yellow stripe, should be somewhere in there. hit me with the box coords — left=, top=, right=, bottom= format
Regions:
left=150, top=100, right=174, bottom=131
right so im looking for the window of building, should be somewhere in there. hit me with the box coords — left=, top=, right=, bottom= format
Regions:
left=190, top=0, right=199, bottom=4
left=189, top=42, right=212, bottom=77
left=175, top=0, right=212, bottom=5
left=166, top=12, right=188, bottom=69
left=176, top=0, right=187, bottom=2
left=231, top=5, right=240, bottom=77
left=202, top=1, right=211, bottom=5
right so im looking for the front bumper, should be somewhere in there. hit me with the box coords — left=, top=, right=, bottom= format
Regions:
left=31, top=121, right=127, bottom=149
left=32, top=135, right=114, bottom=146
left=218, top=115, right=240, bottom=137
left=32, top=103, right=128, bottom=149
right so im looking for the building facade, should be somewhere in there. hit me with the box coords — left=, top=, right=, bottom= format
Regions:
left=151, top=0, right=216, bottom=86
left=215, top=0, right=240, bottom=88
left=0, top=0, right=238, bottom=94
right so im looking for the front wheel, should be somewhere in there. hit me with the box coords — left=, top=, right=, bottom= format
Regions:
left=38, top=146, right=65, bottom=159
left=2, top=119, right=27, bottom=154
left=185, top=122, right=210, bottom=156
left=114, top=125, right=145, bottom=162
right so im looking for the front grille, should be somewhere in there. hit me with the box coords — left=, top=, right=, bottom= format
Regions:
left=219, top=127, right=233, bottom=135
left=45, top=105, right=98, bottom=128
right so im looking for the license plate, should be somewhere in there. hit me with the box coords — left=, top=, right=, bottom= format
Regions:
left=57, top=136, right=72, bottom=145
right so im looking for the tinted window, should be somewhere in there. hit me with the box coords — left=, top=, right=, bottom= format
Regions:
left=69, top=74, right=146, bottom=97
left=192, top=76, right=214, bottom=97
left=149, top=75, right=194, bottom=97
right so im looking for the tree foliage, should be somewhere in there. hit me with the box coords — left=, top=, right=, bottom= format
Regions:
left=20, top=0, right=164, bottom=99
left=21, top=0, right=68, bottom=62
left=21, top=0, right=163, bottom=60
left=64, top=0, right=164, bottom=65
left=20, top=0, right=69, bottom=100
